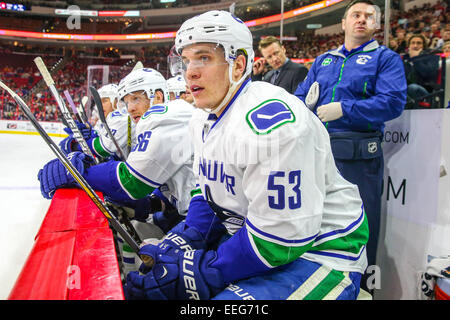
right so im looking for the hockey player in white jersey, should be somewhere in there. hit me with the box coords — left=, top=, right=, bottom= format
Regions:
left=38, top=68, right=198, bottom=269
left=166, top=75, right=193, bottom=104
left=59, top=83, right=136, bottom=161
left=123, top=10, right=369, bottom=300
left=91, top=83, right=136, bottom=160
left=39, top=67, right=196, bottom=220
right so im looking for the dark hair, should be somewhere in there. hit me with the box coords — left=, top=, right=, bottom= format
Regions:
left=408, top=34, right=428, bottom=49
left=343, top=0, right=375, bottom=18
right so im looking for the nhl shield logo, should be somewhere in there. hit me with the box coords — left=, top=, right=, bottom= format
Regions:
left=368, top=141, right=378, bottom=153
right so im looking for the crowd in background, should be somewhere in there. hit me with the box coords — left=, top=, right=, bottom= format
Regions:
left=0, top=1, right=449, bottom=121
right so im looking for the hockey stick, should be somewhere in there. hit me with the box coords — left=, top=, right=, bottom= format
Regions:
left=79, top=96, right=89, bottom=124
left=63, top=90, right=83, bottom=124
left=89, top=86, right=127, bottom=161
left=0, top=79, right=142, bottom=256
left=123, top=61, right=143, bottom=155
left=34, top=57, right=99, bottom=164
left=127, top=113, right=132, bottom=156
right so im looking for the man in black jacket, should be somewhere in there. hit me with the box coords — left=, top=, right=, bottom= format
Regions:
left=402, top=34, right=440, bottom=107
left=252, top=36, right=308, bottom=94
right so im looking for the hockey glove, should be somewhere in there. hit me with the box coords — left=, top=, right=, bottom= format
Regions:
left=105, top=194, right=166, bottom=223
left=59, top=135, right=80, bottom=155
left=37, top=151, right=94, bottom=199
left=159, top=221, right=206, bottom=252
left=63, top=120, right=93, bottom=139
left=124, top=247, right=225, bottom=300
left=152, top=209, right=185, bottom=234
left=59, top=121, right=98, bottom=155
left=138, top=221, right=207, bottom=269
left=104, top=196, right=154, bottom=222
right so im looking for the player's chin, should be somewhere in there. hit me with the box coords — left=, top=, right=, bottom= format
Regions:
left=192, top=102, right=208, bottom=110
left=193, top=100, right=212, bottom=110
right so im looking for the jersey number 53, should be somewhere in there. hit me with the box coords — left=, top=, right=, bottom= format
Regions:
left=268, top=170, right=301, bottom=210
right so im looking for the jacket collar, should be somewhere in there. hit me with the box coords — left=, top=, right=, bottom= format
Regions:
left=328, top=39, right=379, bottom=58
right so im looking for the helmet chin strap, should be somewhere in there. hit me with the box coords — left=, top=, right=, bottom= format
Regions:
left=149, top=96, right=155, bottom=109
left=202, top=62, right=247, bottom=115
left=146, top=90, right=156, bottom=109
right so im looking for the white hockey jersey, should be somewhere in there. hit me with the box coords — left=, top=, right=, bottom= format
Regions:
left=189, top=80, right=368, bottom=273
left=123, top=99, right=196, bottom=213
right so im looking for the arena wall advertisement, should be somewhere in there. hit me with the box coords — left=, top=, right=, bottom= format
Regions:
left=375, top=109, right=450, bottom=299
left=0, top=119, right=66, bottom=137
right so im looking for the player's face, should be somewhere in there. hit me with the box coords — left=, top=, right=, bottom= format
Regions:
left=169, top=92, right=177, bottom=101
left=181, top=43, right=230, bottom=110
left=260, top=42, right=287, bottom=70
left=124, top=90, right=150, bottom=123
left=181, top=87, right=194, bottom=104
left=101, top=97, right=114, bottom=117
left=342, top=3, right=378, bottom=42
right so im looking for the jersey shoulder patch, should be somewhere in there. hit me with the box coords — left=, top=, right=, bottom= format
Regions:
left=142, top=104, right=168, bottom=120
left=245, top=99, right=295, bottom=135
left=110, top=110, right=123, bottom=118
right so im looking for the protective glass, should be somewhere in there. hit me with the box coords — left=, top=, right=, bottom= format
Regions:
left=168, top=44, right=229, bottom=78
left=168, top=45, right=183, bottom=77
left=123, top=91, right=150, bottom=108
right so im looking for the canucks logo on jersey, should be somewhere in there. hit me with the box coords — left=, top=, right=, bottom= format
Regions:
left=246, top=99, right=295, bottom=135
left=142, top=104, right=168, bottom=120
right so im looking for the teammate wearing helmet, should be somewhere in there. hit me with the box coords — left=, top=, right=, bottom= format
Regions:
left=38, top=67, right=197, bottom=244
left=124, top=10, right=369, bottom=301
left=166, top=75, right=194, bottom=103
left=59, top=83, right=136, bottom=161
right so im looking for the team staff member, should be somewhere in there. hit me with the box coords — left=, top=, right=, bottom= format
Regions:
left=295, top=0, right=407, bottom=291
left=252, top=36, right=308, bottom=94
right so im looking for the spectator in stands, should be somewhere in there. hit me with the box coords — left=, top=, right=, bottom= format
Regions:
left=389, top=37, right=402, bottom=53
left=403, top=34, right=440, bottom=104
left=442, top=40, right=450, bottom=53
left=431, top=22, right=441, bottom=39
left=405, top=33, right=428, bottom=57
left=294, top=0, right=406, bottom=293
left=435, top=29, right=450, bottom=50
left=421, top=27, right=433, bottom=47
left=251, top=36, right=308, bottom=94
left=395, top=28, right=407, bottom=53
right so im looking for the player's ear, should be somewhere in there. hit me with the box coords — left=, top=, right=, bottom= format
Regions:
left=232, top=54, right=247, bottom=82
left=155, top=90, right=165, bottom=104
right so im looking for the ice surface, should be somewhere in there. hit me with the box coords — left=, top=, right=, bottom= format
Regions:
left=0, top=133, right=63, bottom=300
